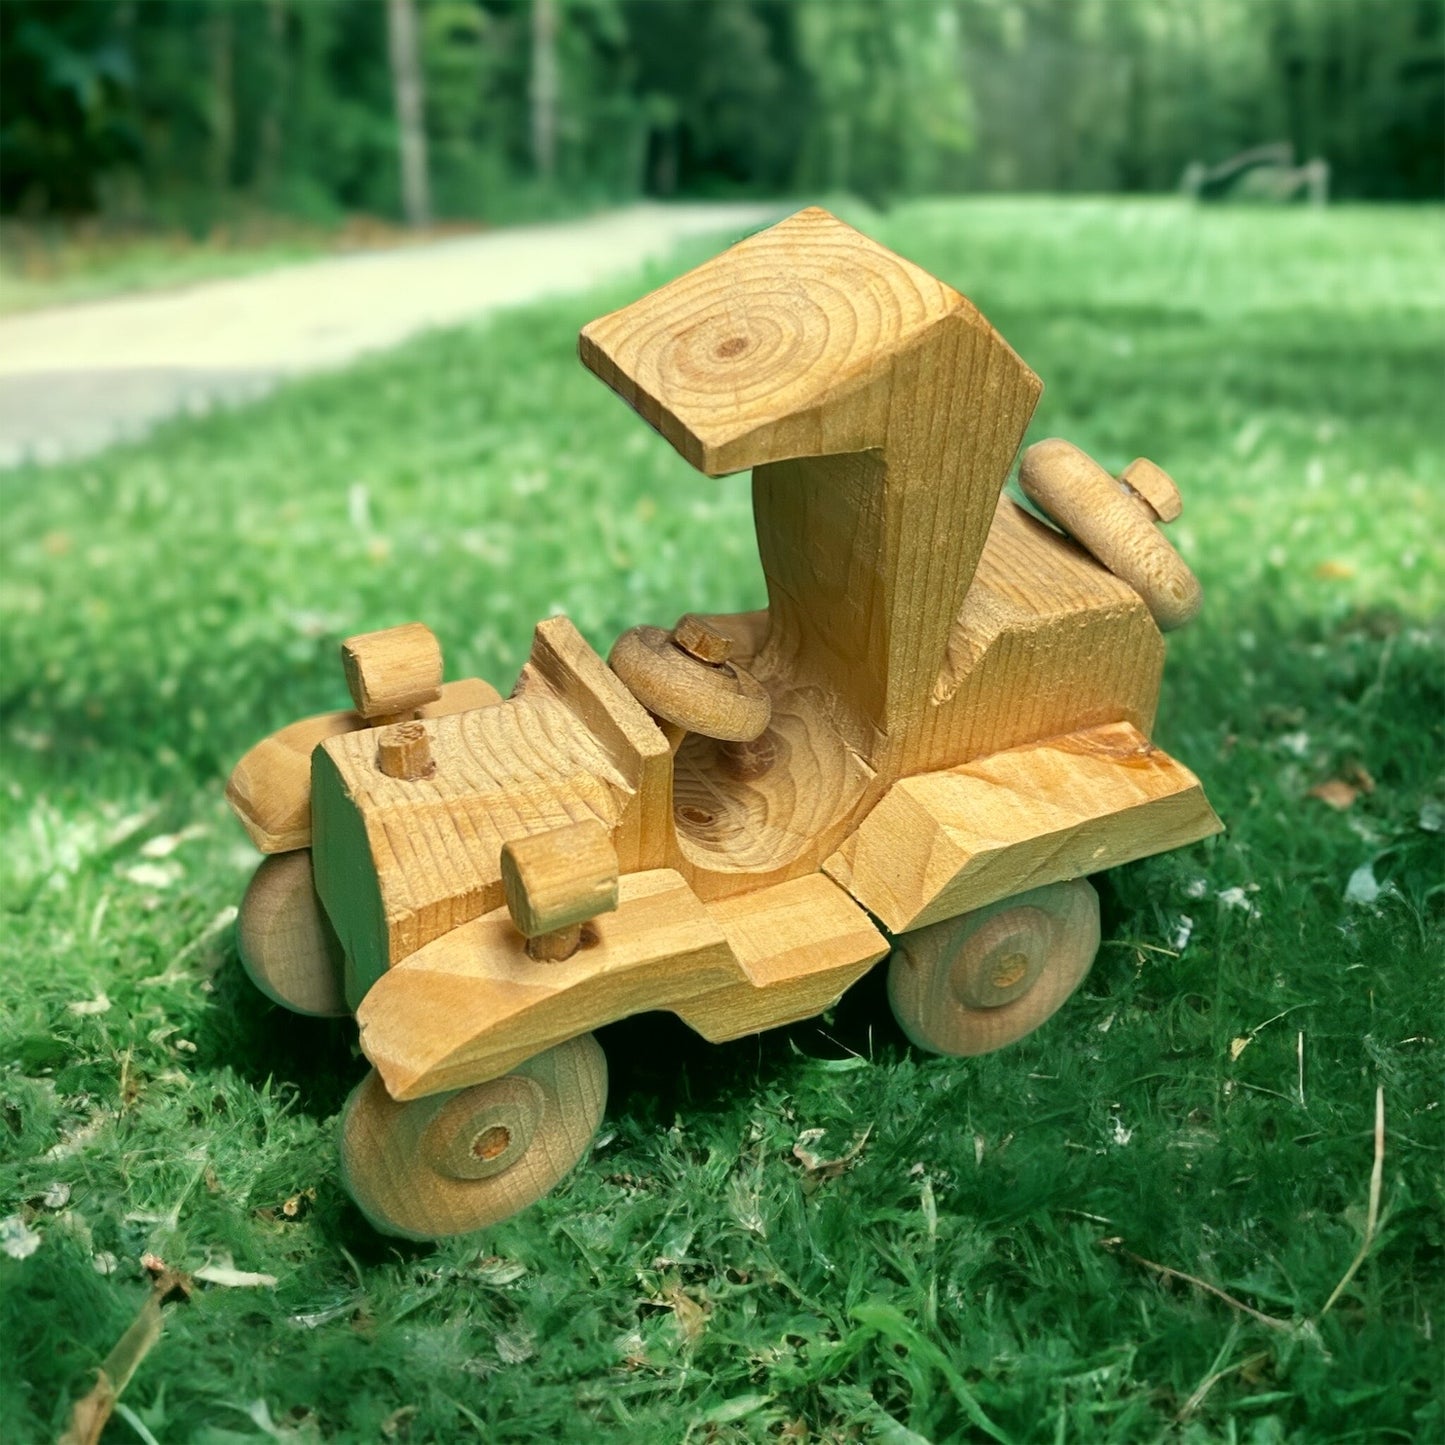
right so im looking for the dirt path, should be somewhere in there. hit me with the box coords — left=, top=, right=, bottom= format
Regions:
left=0, top=201, right=782, bottom=468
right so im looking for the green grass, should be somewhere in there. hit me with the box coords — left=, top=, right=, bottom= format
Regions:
left=2, top=198, right=1442, bottom=1443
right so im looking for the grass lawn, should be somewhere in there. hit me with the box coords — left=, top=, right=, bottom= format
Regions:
left=2, top=197, right=1442, bottom=1443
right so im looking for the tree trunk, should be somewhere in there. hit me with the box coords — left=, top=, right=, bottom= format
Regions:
left=530, top=0, right=558, bottom=181
left=386, top=0, right=432, bottom=228
left=255, top=0, right=288, bottom=201
left=209, top=3, right=236, bottom=200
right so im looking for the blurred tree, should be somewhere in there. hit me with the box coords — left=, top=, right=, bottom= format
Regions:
left=387, top=0, right=433, bottom=225
left=795, top=0, right=972, bottom=204
left=531, top=0, right=558, bottom=179
left=0, top=0, right=1438, bottom=227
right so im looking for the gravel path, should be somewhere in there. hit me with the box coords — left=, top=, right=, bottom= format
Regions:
left=0, top=201, right=783, bottom=468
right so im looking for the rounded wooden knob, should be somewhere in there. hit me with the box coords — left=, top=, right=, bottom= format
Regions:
left=1019, top=439, right=1202, bottom=632
left=609, top=624, right=771, bottom=742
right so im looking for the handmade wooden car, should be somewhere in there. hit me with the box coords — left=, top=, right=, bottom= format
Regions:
left=227, top=209, right=1221, bottom=1239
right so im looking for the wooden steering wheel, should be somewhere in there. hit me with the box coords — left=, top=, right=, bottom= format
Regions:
left=609, top=616, right=771, bottom=743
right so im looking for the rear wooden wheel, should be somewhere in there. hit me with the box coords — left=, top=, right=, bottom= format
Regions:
left=237, top=851, right=348, bottom=1017
left=888, top=880, right=1100, bottom=1056
left=339, top=1034, right=607, bottom=1240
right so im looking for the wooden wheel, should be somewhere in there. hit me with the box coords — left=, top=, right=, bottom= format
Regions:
left=339, top=1034, right=607, bottom=1240
left=237, top=851, right=348, bottom=1017
left=888, top=880, right=1100, bottom=1057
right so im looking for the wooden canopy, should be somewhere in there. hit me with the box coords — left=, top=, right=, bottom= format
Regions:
left=580, top=206, right=1044, bottom=754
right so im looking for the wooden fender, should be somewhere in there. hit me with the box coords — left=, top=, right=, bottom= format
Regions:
left=355, top=869, right=887, bottom=1102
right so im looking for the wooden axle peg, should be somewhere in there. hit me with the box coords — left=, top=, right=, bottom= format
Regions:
left=673, top=613, right=734, bottom=664
left=500, top=818, right=619, bottom=962
left=1119, top=457, right=1183, bottom=523
left=342, top=622, right=443, bottom=723
left=376, top=720, right=434, bottom=780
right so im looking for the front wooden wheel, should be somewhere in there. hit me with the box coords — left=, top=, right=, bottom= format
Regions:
left=888, top=880, right=1100, bottom=1057
left=339, top=1034, right=607, bottom=1240
left=237, top=851, right=348, bottom=1017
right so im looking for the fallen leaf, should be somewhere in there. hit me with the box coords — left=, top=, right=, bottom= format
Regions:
left=67, top=993, right=112, bottom=1016
left=1, top=1215, right=41, bottom=1259
left=792, top=1126, right=872, bottom=1181
left=666, top=1286, right=710, bottom=1346
left=1314, top=559, right=1356, bottom=580
left=194, top=1263, right=278, bottom=1288
left=1308, top=779, right=1358, bottom=811
left=1345, top=862, right=1380, bottom=905
left=1230, top=1036, right=1252, bottom=1061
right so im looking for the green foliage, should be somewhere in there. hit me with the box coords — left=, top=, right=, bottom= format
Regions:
left=0, top=0, right=1439, bottom=229
left=1, top=200, right=1442, bottom=1442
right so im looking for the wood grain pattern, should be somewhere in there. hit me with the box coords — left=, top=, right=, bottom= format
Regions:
left=1020, top=439, right=1202, bottom=631
left=824, top=720, right=1222, bottom=934
left=517, top=615, right=673, bottom=873
left=500, top=817, right=619, bottom=941
left=355, top=870, right=742, bottom=1100
left=669, top=685, right=874, bottom=899
left=225, top=677, right=501, bottom=854
left=312, top=618, right=673, bottom=1005
left=675, top=874, right=888, bottom=1042
left=891, top=496, right=1165, bottom=783
left=582, top=206, right=1043, bottom=762
left=342, top=622, right=443, bottom=720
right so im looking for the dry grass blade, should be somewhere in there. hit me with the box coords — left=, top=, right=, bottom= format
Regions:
left=57, top=1266, right=191, bottom=1445
left=1099, top=1239, right=1297, bottom=1335
left=1178, top=1348, right=1272, bottom=1422
left=1320, top=1086, right=1386, bottom=1317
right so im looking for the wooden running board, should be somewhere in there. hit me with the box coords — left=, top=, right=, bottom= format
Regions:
left=357, top=869, right=887, bottom=1101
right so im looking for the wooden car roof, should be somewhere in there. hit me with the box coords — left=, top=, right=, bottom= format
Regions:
left=579, top=206, right=982, bottom=476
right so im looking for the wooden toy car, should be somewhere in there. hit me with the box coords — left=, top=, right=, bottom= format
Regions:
left=227, top=208, right=1221, bottom=1240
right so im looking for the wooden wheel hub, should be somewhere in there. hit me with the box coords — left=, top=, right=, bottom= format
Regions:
left=888, top=879, right=1101, bottom=1057
left=950, top=908, right=1051, bottom=1009
left=421, top=1074, right=545, bottom=1180
left=609, top=624, right=771, bottom=742
left=340, top=1033, right=607, bottom=1239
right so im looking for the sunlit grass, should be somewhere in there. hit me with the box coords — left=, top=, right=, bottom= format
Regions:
left=2, top=198, right=1441, bottom=1443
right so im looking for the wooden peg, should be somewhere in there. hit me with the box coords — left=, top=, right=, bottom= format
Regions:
left=376, top=720, right=434, bottom=780
left=500, top=818, right=619, bottom=961
left=1120, top=457, right=1183, bottom=523
left=673, top=614, right=734, bottom=664
left=342, top=622, right=443, bottom=722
